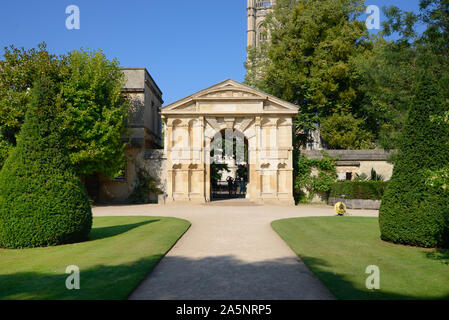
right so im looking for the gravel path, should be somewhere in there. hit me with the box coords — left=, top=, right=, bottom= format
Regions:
left=93, top=201, right=378, bottom=300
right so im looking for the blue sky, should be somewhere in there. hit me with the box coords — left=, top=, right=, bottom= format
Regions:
left=0, top=0, right=421, bottom=105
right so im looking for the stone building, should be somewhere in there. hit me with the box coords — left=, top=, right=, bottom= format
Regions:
left=95, top=72, right=300, bottom=205
left=96, top=68, right=164, bottom=203
left=302, top=150, right=395, bottom=181
left=247, top=0, right=276, bottom=48
left=161, top=79, right=298, bottom=205
left=95, top=0, right=395, bottom=205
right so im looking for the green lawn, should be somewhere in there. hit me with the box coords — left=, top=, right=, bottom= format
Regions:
left=0, top=216, right=190, bottom=300
left=272, top=217, right=449, bottom=300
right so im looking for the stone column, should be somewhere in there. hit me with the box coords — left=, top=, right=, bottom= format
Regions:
left=199, top=116, right=207, bottom=202
left=165, top=118, right=174, bottom=202
left=253, top=116, right=261, bottom=201
left=205, top=137, right=212, bottom=202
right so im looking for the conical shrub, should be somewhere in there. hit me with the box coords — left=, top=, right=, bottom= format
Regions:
left=0, top=78, right=92, bottom=248
left=379, top=72, right=449, bottom=248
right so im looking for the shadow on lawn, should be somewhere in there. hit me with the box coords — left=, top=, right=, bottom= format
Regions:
left=0, top=255, right=163, bottom=300
left=2, top=253, right=449, bottom=300
left=89, top=219, right=160, bottom=241
left=3, top=255, right=325, bottom=300
left=298, top=255, right=449, bottom=300
left=129, top=255, right=448, bottom=300
left=425, top=249, right=449, bottom=265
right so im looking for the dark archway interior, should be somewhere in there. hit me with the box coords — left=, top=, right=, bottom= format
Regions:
left=210, top=129, right=249, bottom=200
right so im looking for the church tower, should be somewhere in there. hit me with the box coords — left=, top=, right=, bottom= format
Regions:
left=247, top=0, right=275, bottom=49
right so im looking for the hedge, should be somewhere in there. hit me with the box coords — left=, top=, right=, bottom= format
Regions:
left=0, top=78, right=92, bottom=249
left=330, top=181, right=388, bottom=200
left=379, top=71, right=449, bottom=249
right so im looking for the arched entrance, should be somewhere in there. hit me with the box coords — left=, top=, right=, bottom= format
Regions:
left=161, top=79, right=298, bottom=205
left=210, top=129, right=249, bottom=201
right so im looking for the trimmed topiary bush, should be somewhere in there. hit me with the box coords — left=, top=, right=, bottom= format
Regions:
left=330, top=181, right=388, bottom=200
left=0, top=78, right=92, bottom=249
left=379, top=72, right=449, bottom=248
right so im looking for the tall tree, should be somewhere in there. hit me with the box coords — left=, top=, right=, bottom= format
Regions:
left=320, top=113, right=373, bottom=149
left=353, top=0, right=449, bottom=150
left=378, top=0, right=449, bottom=247
left=352, top=37, right=418, bottom=149
left=0, top=78, right=92, bottom=248
left=419, top=0, right=449, bottom=55
left=379, top=70, right=449, bottom=248
left=0, top=43, right=129, bottom=178
left=0, top=43, right=65, bottom=165
left=245, top=0, right=372, bottom=146
left=61, top=49, right=129, bottom=178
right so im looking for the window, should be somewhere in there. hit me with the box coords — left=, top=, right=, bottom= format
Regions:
left=346, top=172, right=353, bottom=181
left=256, top=0, right=272, bottom=8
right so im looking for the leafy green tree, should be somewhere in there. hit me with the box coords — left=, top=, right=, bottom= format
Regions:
left=61, top=49, right=129, bottom=178
left=246, top=0, right=449, bottom=150
left=351, top=38, right=416, bottom=149
left=0, top=43, right=65, bottom=166
left=0, top=43, right=128, bottom=178
left=210, top=163, right=230, bottom=187
left=320, top=113, right=373, bottom=149
left=419, top=0, right=449, bottom=55
left=353, top=0, right=449, bottom=150
left=245, top=0, right=372, bottom=133
left=379, top=71, right=449, bottom=248
left=0, top=78, right=92, bottom=249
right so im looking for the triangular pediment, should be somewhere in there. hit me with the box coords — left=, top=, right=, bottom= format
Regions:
left=162, top=79, right=298, bottom=114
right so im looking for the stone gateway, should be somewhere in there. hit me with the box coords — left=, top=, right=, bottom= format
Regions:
left=161, top=79, right=298, bottom=205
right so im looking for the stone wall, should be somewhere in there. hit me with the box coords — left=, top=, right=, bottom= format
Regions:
left=98, top=146, right=141, bottom=204
left=301, top=149, right=395, bottom=205
left=96, top=68, right=164, bottom=204
left=302, top=150, right=395, bottom=181
left=329, top=197, right=381, bottom=210
left=143, top=149, right=168, bottom=195
left=97, top=148, right=167, bottom=204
